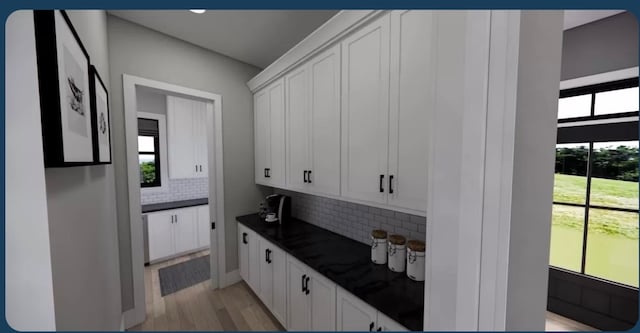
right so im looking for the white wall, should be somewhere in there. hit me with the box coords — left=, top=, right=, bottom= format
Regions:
left=44, top=10, right=123, bottom=330
left=5, top=10, right=57, bottom=330
left=136, top=87, right=167, bottom=115
left=107, top=14, right=268, bottom=311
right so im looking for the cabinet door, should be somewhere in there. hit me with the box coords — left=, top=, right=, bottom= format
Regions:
left=254, top=89, right=270, bottom=184
left=308, top=270, right=336, bottom=331
left=167, top=96, right=196, bottom=179
left=285, top=66, right=310, bottom=191
left=173, top=207, right=197, bottom=254
left=258, top=238, right=274, bottom=308
left=197, top=205, right=210, bottom=248
left=271, top=246, right=287, bottom=327
left=238, top=224, right=249, bottom=282
left=286, top=256, right=310, bottom=331
left=388, top=10, right=433, bottom=212
left=377, top=312, right=409, bottom=331
left=340, top=13, right=391, bottom=204
left=336, top=287, right=377, bottom=331
left=147, top=210, right=175, bottom=261
left=268, top=79, right=286, bottom=186
left=247, top=228, right=261, bottom=293
left=192, top=100, right=209, bottom=178
left=309, top=44, right=341, bottom=197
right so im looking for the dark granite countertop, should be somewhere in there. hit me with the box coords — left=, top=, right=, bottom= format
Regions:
left=236, top=213, right=424, bottom=331
left=141, top=198, right=208, bottom=213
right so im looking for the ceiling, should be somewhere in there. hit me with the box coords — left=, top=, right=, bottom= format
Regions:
left=108, top=10, right=339, bottom=68
left=563, top=10, right=625, bottom=30
left=109, top=10, right=626, bottom=69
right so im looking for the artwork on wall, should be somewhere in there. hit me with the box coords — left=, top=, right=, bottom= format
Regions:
left=34, top=10, right=95, bottom=167
left=90, top=65, right=112, bottom=163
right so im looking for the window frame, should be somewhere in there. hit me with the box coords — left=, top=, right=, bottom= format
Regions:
left=552, top=77, right=639, bottom=288
left=138, top=132, right=161, bottom=188
left=138, top=112, right=169, bottom=194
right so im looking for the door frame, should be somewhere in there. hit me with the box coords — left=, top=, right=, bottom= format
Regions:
left=122, top=74, right=226, bottom=328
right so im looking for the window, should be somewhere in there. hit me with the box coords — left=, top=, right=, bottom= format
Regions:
left=138, top=118, right=161, bottom=188
left=550, top=78, right=639, bottom=288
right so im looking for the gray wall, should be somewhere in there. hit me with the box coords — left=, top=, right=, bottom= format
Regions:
left=136, top=87, right=167, bottom=115
left=107, top=14, right=266, bottom=311
left=43, top=10, right=123, bottom=330
left=5, top=10, right=57, bottom=330
left=276, top=189, right=426, bottom=244
left=562, top=12, right=638, bottom=80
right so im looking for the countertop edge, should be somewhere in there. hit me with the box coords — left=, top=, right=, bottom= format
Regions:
left=141, top=198, right=209, bottom=213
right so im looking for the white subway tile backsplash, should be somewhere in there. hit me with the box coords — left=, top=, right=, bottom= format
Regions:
left=275, top=189, right=426, bottom=245
left=140, top=178, right=209, bottom=205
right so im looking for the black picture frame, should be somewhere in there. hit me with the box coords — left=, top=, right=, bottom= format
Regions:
left=34, top=10, right=95, bottom=167
left=89, top=66, right=112, bottom=164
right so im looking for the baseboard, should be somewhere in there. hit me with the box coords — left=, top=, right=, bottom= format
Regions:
left=224, top=269, right=241, bottom=287
left=120, top=314, right=125, bottom=331
left=122, top=308, right=143, bottom=330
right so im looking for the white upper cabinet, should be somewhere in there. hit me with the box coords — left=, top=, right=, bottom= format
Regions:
left=308, top=45, right=342, bottom=197
left=285, top=66, right=311, bottom=191
left=251, top=10, right=432, bottom=215
left=254, top=89, right=270, bottom=184
left=254, top=78, right=286, bottom=187
left=340, top=13, right=391, bottom=205
left=167, top=96, right=208, bottom=179
left=387, top=10, right=433, bottom=212
left=285, top=44, right=342, bottom=196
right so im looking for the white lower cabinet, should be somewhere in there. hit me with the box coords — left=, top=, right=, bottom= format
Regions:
left=237, top=227, right=408, bottom=332
left=147, top=205, right=206, bottom=262
left=337, top=287, right=409, bottom=331
left=286, top=256, right=336, bottom=331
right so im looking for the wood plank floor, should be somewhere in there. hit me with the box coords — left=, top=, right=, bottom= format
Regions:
left=129, top=251, right=595, bottom=331
left=128, top=250, right=284, bottom=331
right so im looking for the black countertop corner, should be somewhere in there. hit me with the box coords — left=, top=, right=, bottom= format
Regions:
left=236, top=213, right=424, bottom=331
left=142, top=198, right=208, bottom=213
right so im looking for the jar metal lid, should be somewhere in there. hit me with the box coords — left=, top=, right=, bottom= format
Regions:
left=407, top=240, right=426, bottom=252
left=371, top=229, right=388, bottom=239
left=388, top=234, right=406, bottom=245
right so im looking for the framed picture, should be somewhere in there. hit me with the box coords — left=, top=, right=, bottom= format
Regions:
left=34, top=10, right=94, bottom=167
left=90, top=66, right=112, bottom=164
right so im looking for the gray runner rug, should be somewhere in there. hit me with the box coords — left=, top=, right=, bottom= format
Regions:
left=158, top=255, right=210, bottom=296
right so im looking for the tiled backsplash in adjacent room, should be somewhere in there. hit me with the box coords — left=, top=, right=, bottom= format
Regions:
left=141, top=178, right=209, bottom=205
left=275, top=189, right=426, bottom=245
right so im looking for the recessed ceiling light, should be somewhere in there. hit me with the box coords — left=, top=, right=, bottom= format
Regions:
left=189, top=9, right=206, bottom=14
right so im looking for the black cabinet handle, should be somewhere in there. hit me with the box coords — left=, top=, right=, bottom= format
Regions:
left=264, top=168, right=267, bottom=178
left=303, top=170, right=308, bottom=183
left=369, top=322, right=375, bottom=331
left=175, top=215, right=178, bottom=223
left=301, top=274, right=307, bottom=292
left=305, top=276, right=310, bottom=295
left=266, top=168, right=271, bottom=178
left=267, top=249, right=272, bottom=264
left=196, top=165, right=198, bottom=172
left=379, top=175, right=384, bottom=193
left=377, top=327, right=382, bottom=331
left=265, top=249, right=269, bottom=263
left=308, top=170, right=312, bottom=183
left=242, top=233, right=247, bottom=244
left=389, top=175, right=394, bottom=194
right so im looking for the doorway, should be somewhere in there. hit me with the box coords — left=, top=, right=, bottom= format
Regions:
left=122, top=74, right=227, bottom=328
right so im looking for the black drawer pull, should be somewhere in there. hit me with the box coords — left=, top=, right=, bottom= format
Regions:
left=303, top=170, right=308, bottom=183
left=308, top=170, right=312, bottom=183
left=370, top=322, right=375, bottom=331
left=301, top=274, right=307, bottom=292
left=242, top=233, right=247, bottom=244
left=305, top=276, right=310, bottom=295
left=389, top=175, right=394, bottom=194
left=379, top=175, right=384, bottom=193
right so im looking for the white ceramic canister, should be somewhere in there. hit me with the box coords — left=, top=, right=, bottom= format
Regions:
left=406, top=240, right=426, bottom=281
left=371, top=230, right=388, bottom=264
left=387, top=235, right=407, bottom=273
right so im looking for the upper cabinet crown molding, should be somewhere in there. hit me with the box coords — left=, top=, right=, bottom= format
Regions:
left=247, top=10, right=386, bottom=93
